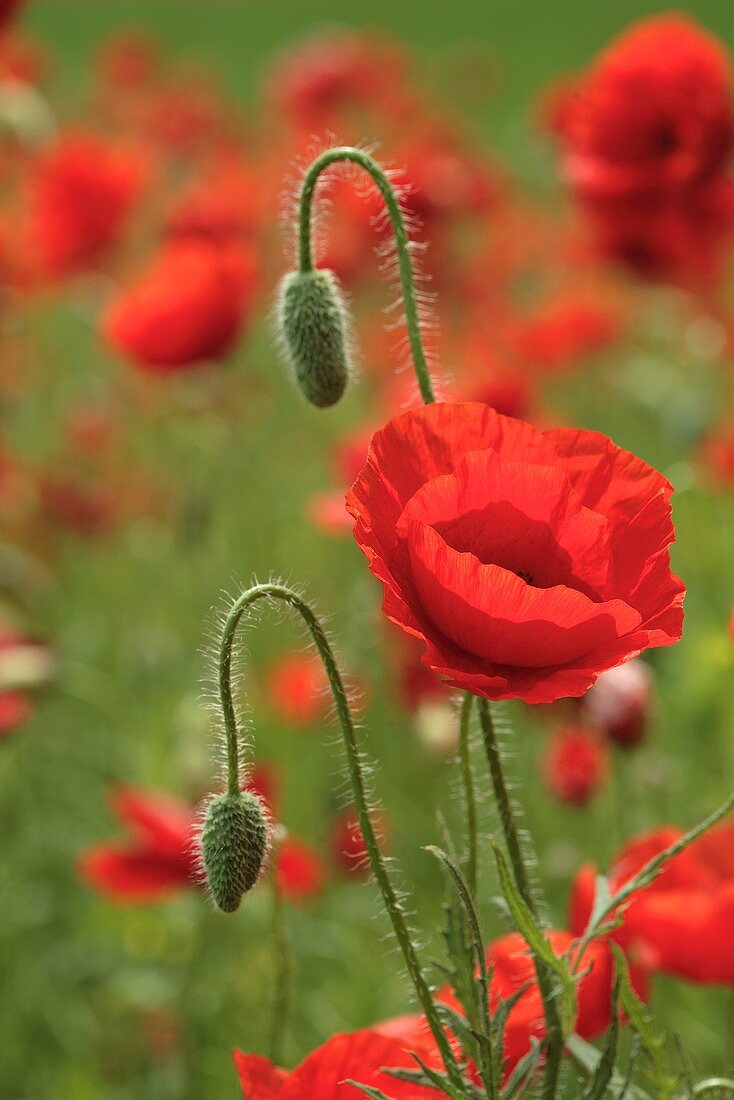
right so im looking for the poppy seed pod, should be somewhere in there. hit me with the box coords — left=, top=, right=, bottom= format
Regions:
left=201, top=790, right=268, bottom=913
left=278, top=268, right=351, bottom=408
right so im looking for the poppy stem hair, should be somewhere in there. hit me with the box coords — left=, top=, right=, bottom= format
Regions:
left=216, top=582, right=465, bottom=1091
left=295, top=146, right=436, bottom=405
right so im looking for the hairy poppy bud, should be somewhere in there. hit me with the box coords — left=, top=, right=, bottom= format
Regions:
left=201, top=790, right=268, bottom=913
left=277, top=268, right=351, bottom=408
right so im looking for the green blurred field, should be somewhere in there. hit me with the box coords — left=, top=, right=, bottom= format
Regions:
left=2, top=2, right=734, bottom=1098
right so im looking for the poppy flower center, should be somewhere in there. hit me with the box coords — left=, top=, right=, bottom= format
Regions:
left=396, top=448, right=612, bottom=600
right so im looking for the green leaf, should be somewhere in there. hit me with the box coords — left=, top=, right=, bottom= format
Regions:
left=501, top=1038, right=542, bottom=1098
left=581, top=966, right=621, bottom=1099
left=491, top=841, right=577, bottom=1039
left=567, top=1035, right=651, bottom=1100
left=611, top=945, right=673, bottom=1100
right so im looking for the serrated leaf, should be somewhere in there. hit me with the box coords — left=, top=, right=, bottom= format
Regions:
left=611, top=945, right=674, bottom=1100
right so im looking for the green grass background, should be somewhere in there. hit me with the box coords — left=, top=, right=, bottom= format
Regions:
left=2, top=2, right=734, bottom=1097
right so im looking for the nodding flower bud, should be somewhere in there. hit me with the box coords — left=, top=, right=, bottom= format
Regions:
left=201, top=790, right=268, bottom=913
left=277, top=268, right=351, bottom=408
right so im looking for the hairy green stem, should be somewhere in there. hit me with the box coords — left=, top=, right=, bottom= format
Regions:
left=477, top=700, right=537, bottom=918
left=477, top=699, right=561, bottom=1097
left=267, top=861, right=291, bottom=1065
left=296, top=146, right=435, bottom=405
left=217, top=583, right=464, bottom=1091
left=458, top=693, right=478, bottom=899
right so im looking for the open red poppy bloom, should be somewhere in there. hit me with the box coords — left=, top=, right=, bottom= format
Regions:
left=103, top=240, right=257, bottom=370
left=570, top=822, right=734, bottom=984
left=234, top=1028, right=435, bottom=1099
left=347, top=402, right=684, bottom=704
left=78, top=786, right=199, bottom=903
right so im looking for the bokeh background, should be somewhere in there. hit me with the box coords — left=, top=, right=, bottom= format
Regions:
left=3, top=2, right=734, bottom=1098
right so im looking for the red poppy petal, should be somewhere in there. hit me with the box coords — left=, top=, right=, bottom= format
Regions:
left=545, top=427, right=673, bottom=533
left=78, top=845, right=192, bottom=902
left=407, top=522, right=641, bottom=669
left=111, top=785, right=193, bottom=857
left=397, top=448, right=611, bottom=597
left=233, top=1050, right=287, bottom=1099
left=281, top=1029, right=436, bottom=1099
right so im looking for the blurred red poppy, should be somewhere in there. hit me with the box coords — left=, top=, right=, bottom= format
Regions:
left=265, top=651, right=329, bottom=727
left=27, top=131, right=149, bottom=278
left=544, top=726, right=607, bottom=805
left=330, top=807, right=388, bottom=878
left=235, top=1028, right=435, bottom=1099
left=276, top=836, right=327, bottom=902
left=104, top=240, right=257, bottom=370
left=570, top=821, right=734, bottom=984
left=78, top=786, right=198, bottom=903
left=553, top=16, right=734, bottom=284
left=347, top=402, right=684, bottom=704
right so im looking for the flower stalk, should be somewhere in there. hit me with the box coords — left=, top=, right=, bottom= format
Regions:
left=295, top=146, right=436, bottom=405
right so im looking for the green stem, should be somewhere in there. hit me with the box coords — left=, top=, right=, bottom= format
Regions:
left=267, top=859, right=291, bottom=1065
left=477, top=700, right=538, bottom=919
left=217, top=583, right=464, bottom=1092
left=458, top=693, right=478, bottom=899
left=296, top=146, right=436, bottom=405
left=477, top=699, right=561, bottom=1098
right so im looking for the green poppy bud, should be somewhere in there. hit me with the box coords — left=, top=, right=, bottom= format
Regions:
left=277, top=268, right=352, bottom=408
left=201, top=791, right=268, bottom=913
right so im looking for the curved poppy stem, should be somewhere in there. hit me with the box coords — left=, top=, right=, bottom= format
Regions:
left=459, top=693, right=478, bottom=899
left=296, top=146, right=436, bottom=405
left=217, top=582, right=465, bottom=1092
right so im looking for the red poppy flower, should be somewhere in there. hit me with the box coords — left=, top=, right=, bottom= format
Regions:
left=276, top=836, right=327, bottom=902
left=570, top=822, right=734, bottom=984
left=306, top=430, right=371, bottom=537
left=558, top=16, right=733, bottom=199
left=165, top=158, right=260, bottom=244
left=79, top=786, right=199, bottom=903
left=543, top=726, right=607, bottom=806
left=27, top=131, right=149, bottom=278
left=103, top=240, right=257, bottom=370
left=265, top=651, right=330, bottom=726
left=347, top=402, right=684, bottom=705
left=267, top=31, right=409, bottom=133
left=330, top=807, right=388, bottom=878
left=582, top=658, right=653, bottom=747
left=552, top=16, right=734, bottom=285
left=380, top=930, right=638, bottom=1077
left=234, top=1028, right=435, bottom=1099
left=510, top=293, right=621, bottom=375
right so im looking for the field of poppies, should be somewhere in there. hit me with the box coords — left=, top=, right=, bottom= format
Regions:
left=3, top=2, right=734, bottom=1098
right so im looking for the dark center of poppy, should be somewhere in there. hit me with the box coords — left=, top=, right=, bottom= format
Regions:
left=515, top=569, right=535, bottom=585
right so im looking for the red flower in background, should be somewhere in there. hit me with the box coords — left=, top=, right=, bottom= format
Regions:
left=267, top=31, right=410, bottom=133
left=553, top=16, right=734, bottom=285
left=78, top=786, right=199, bottom=903
left=235, top=1029, right=435, bottom=1100
left=27, top=131, right=149, bottom=278
left=103, top=240, right=257, bottom=370
left=165, top=157, right=261, bottom=244
left=276, top=836, right=327, bottom=902
left=543, top=726, right=607, bottom=806
left=347, top=402, right=684, bottom=704
left=582, top=658, right=653, bottom=747
left=330, top=807, right=388, bottom=878
left=265, top=651, right=330, bottom=726
left=509, top=293, right=621, bottom=375
left=570, top=822, right=734, bottom=984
